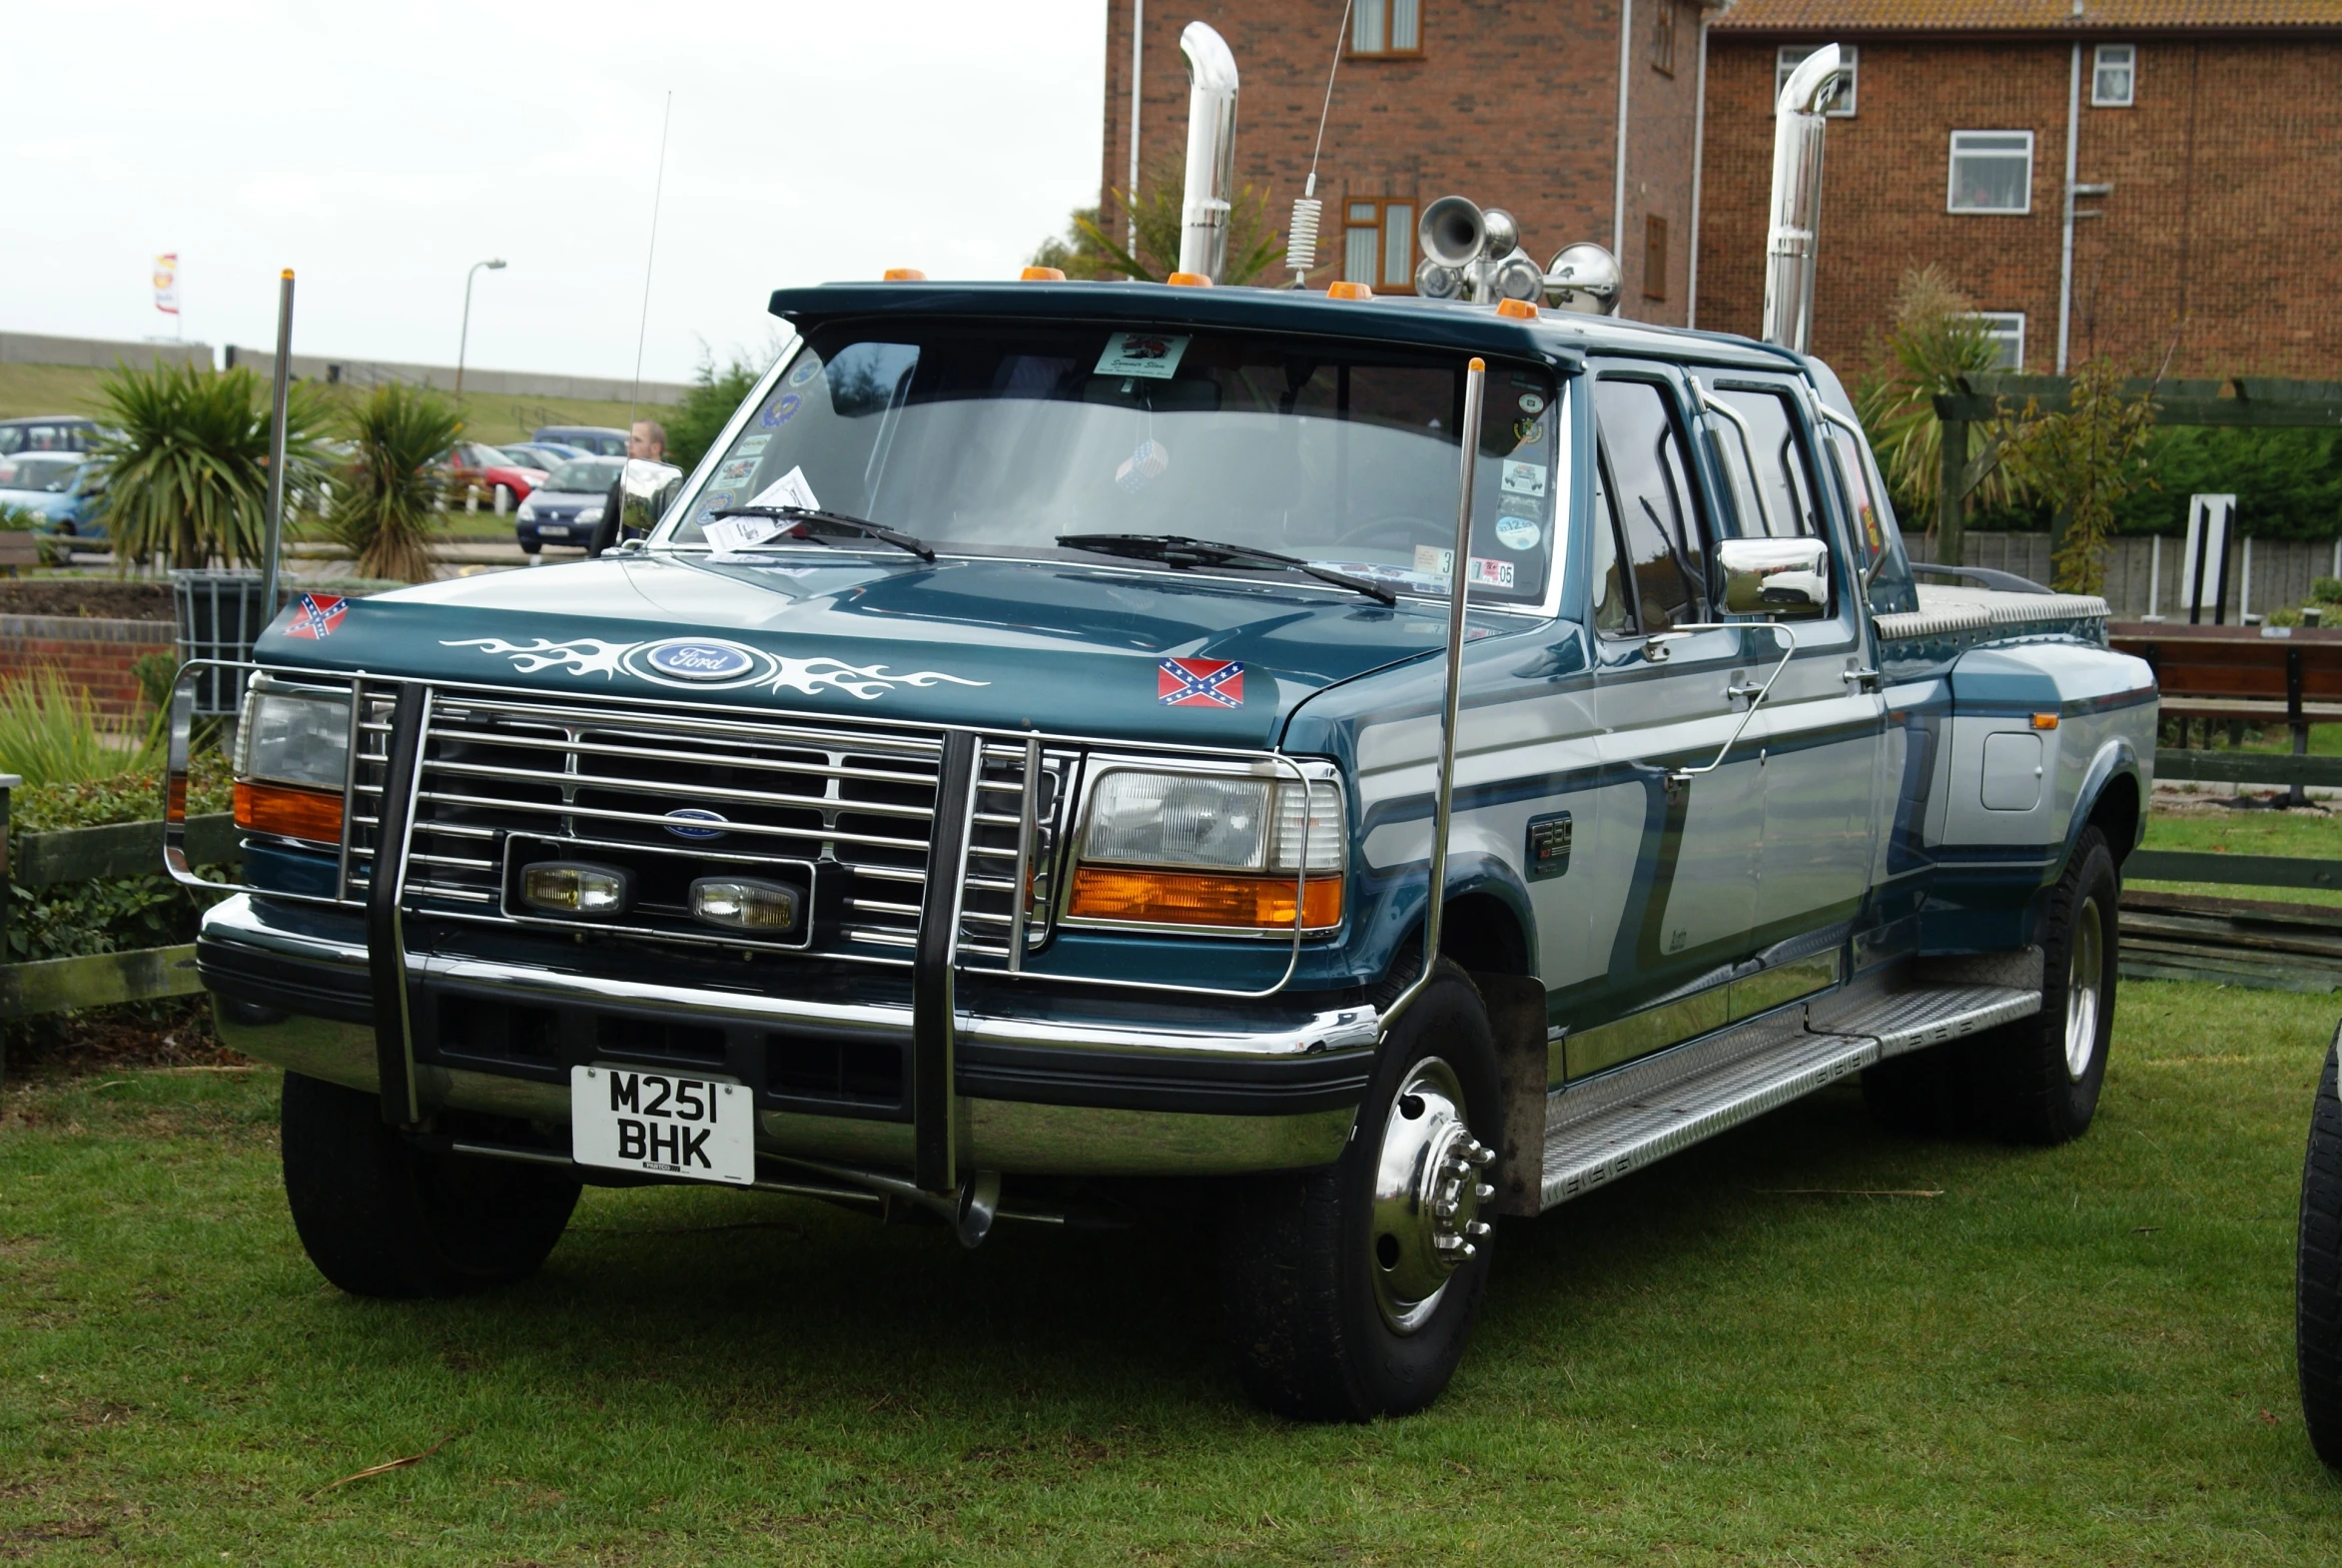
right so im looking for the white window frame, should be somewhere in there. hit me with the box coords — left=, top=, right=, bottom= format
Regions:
left=1969, top=312, right=2026, bottom=371
left=1775, top=45, right=1857, bottom=117
left=1351, top=0, right=1422, bottom=57
left=2092, top=43, right=2136, bottom=107
left=1948, top=130, right=2035, bottom=215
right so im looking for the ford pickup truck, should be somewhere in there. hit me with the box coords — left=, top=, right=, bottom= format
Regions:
left=176, top=274, right=2155, bottom=1420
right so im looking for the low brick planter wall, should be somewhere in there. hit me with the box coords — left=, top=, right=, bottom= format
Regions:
left=0, top=614, right=175, bottom=721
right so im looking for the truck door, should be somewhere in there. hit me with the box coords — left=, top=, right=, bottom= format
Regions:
left=1700, top=375, right=1888, bottom=973
left=1574, top=370, right=1762, bottom=1079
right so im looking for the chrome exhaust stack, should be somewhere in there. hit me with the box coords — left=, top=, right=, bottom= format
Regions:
left=1762, top=43, right=1849, bottom=354
left=1176, top=21, right=1240, bottom=283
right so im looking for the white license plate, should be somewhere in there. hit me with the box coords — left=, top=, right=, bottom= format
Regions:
left=571, top=1065, right=754, bottom=1185
left=537, top=524, right=571, bottom=537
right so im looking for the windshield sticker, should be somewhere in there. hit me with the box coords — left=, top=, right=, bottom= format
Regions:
left=1512, top=416, right=1544, bottom=445
left=1468, top=556, right=1517, bottom=588
left=1115, top=438, right=1170, bottom=493
left=759, top=392, right=803, bottom=428
left=733, top=433, right=770, bottom=457
left=1501, top=460, right=1548, bottom=497
left=747, top=465, right=821, bottom=512
left=1517, top=392, right=1546, bottom=414
left=1495, top=515, right=1542, bottom=552
left=787, top=357, right=822, bottom=388
left=1095, top=332, right=1190, bottom=380
left=693, top=489, right=738, bottom=521
left=1413, top=545, right=1455, bottom=580
left=715, top=457, right=758, bottom=485
left=441, top=635, right=988, bottom=700
left=1159, top=657, right=1244, bottom=708
left=284, top=593, right=348, bottom=640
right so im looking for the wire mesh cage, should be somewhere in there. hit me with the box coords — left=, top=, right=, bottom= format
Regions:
left=172, top=570, right=273, bottom=716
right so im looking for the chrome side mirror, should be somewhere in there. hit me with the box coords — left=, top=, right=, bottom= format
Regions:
left=1717, top=535, right=1832, bottom=620
left=616, top=457, right=683, bottom=537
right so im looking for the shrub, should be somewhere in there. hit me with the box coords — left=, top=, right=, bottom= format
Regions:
left=325, top=384, right=463, bottom=581
left=1992, top=358, right=2159, bottom=596
left=2313, top=577, right=2342, bottom=605
left=0, top=669, right=159, bottom=787
left=1051, top=156, right=1283, bottom=286
left=88, top=360, right=329, bottom=569
left=1854, top=267, right=2011, bottom=535
left=4, top=754, right=234, bottom=970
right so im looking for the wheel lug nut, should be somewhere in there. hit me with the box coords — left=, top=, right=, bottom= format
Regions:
left=1474, top=1181, right=1495, bottom=1200
left=1465, top=1219, right=1491, bottom=1238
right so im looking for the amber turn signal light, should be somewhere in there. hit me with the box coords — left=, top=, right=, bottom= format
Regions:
left=1167, top=271, right=1212, bottom=288
left=2031, top=712, right=2060, bottom=730
left=1068, top=868, right=1343, bottom=931
left=234, top=780, right=344, bottom=844
left=1020, top=265, right=1067, bottom=281
left=1326, top=280, right=1374, bottom=301
left=882, top=267, right=927, bottom=281
left=1495, top=298, right=1539, bottom=320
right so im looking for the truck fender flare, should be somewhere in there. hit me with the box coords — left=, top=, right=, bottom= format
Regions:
left=2060, top=734, right=2145, bottom=879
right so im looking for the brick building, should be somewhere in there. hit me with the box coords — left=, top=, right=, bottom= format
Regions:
left=1099, top=0, right=1713, bottom=317
left=1098, top=1, right=2342, bottom=376
left=1698, top=1, right=2342, bottom=377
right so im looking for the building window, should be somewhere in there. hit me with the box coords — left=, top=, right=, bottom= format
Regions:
left=1775, top=45, right=1856, bottom=116
left=1343, top=198, right=1417, bottom=293
left=1644, top=216, right=1669, bottom=300
left=2092, top=44, right=2136, bottom=107
left=1650, top=2, right=1677, bottom=77
left=1948, top=131, right=2034, bottom=214
left=1350, top=0, right=1422, bottom=57
left=1968, top=312, right=2026, bottom=369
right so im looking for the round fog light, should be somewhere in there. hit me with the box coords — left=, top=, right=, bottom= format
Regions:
left=689, top=877, right=801, bottom=934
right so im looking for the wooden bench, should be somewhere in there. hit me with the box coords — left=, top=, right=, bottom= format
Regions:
left=2111, top=621, right=2342, bottom=801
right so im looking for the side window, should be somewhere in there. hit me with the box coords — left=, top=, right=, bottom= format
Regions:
left=1824, top=422, right=1888, bottom=572
left=1593, top=378, right=1710, bottom=634
left=1714, top=387, right=1824, bottom=539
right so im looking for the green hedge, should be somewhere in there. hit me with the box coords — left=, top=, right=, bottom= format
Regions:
left=8, top=755, right=235, bottom=966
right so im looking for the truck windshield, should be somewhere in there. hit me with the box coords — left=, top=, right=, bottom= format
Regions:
left=658, top=322, right=1564, bottom=607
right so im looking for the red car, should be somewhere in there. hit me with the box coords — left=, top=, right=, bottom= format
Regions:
left=438, top=441, right=549, bottom=507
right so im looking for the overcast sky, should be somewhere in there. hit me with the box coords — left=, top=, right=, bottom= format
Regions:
left=3, top=1, right=1107, bottom=386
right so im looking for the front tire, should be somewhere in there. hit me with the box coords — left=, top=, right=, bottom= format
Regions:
left=281, top=1072, right=579, bottom=1298
left=1217, top=959, right=1501, bottom=1420
left=2300, top=1025, right=2342, bottom=1468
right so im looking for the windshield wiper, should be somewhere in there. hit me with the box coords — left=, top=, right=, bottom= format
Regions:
left=1056, top=533, right=1397, bottom=606
left=708, top=505, right=935, bottom=563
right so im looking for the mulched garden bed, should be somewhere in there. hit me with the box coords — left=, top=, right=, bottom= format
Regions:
left=0, top=579, right=175, bottom=622
left=2, top=997, right=244, bottom=1081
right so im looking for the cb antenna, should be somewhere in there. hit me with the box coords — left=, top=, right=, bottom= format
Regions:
left=1286, top=0, right=1354, bottom=288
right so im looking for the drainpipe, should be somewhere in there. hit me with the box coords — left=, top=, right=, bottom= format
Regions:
left=2057, top=38, right=2080, bottom=372
left=1612, top=0, right=1636, bottom=265
left=1128, top=0, right=1144, bottom=248
left=1687, top=8, right=1711, bottom=328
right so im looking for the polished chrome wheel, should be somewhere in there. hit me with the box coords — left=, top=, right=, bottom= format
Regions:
left=2064, top=893, right=2104, bottom=1082
left=1368, top=1056, right=1496, bottom=1334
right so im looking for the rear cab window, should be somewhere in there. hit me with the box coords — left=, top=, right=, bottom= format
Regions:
left=1590, top=374, right=1712, bottom=636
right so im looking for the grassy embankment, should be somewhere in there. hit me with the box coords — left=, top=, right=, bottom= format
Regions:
left=5, top=981, right=2342, bottom=1563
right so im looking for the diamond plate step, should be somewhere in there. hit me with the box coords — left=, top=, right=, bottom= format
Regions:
left=1541, top=1021, right=1877, bottom=1209
left=1806, top=982, right=2040, bottom=1059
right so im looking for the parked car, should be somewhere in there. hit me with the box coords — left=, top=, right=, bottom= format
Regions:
left=0, top=415, right=103, bottom=456
left=437, top=441, right=548, bottom=507
left=497, top=440, right=585, bottom=472
left=512, top=455, right=625, bottom=553
left=532, top=424, right=629, bottom=456
left=0, top=450, right=103, bottom=544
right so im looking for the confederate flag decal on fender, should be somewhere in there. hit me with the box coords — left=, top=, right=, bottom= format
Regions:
left=1159, top=657, right=1243, bottom=707
left=284, top=594, right=349, bottom=640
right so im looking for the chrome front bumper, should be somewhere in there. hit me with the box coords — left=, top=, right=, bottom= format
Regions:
left=202, top=895, right=1369, bottom=1176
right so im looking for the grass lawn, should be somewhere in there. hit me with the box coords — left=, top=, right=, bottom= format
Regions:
left=2136, top=794, right=2342, bottom=906
left=0, top=361, right=662, bottom=448
left=4, top=981, right=2340, bottom=1563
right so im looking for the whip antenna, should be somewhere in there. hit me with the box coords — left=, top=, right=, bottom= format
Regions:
left=1286, top=0, right=1353, bottom=287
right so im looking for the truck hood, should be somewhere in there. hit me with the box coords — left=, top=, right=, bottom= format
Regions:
left=261, top=551, right=1462, bottom=745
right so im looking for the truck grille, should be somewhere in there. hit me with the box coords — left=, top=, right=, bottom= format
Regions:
left=344, top=686, right=1065, bottom=967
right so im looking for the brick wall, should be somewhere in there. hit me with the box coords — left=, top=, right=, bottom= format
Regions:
left=1696, top=31, right=2342, bottom=378
left=0, top=616, right=174, bottom=723
left=1101, top=0, right=1700, bottom=319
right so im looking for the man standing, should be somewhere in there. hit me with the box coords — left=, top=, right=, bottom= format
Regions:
left=588, top=419, right=673, bottom=556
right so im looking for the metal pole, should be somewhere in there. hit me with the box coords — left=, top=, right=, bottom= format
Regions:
left=1382, top=357, right=1485, bottom=1035
left=1128, top=0, right=1144, bottom=248
left=261, top=269, right=295, bottom=614
left=453, top=258, right=505, bottom=413
left=2057, top=40, right=2081, bottom=373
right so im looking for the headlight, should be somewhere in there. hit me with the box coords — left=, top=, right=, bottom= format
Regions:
left=578, top=505, right=604, bottom=524
left=515, top=499, right=536, bottom=520
left=1068, top=769, right=1344, bottom=932
left=234, top=685, right=349, bottom=843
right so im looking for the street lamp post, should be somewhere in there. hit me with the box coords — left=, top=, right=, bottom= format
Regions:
left=453, top=258, right=507, bottom=409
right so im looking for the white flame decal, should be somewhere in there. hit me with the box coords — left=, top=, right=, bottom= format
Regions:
left=441, top=636, right=987, bottom=700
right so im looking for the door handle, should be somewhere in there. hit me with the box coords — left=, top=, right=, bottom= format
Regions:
left=1842, top=665, right=1882, bottom=692
left=1726, top=681, right=1767, bottom=702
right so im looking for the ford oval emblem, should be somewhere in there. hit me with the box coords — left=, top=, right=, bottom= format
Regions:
left=641, top=639, right=756, bottom=682
left=664, top=807, right=729, bottom=842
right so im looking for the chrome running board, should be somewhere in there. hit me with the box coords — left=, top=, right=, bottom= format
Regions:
left=1537, top=956, right=2046, bottom=1211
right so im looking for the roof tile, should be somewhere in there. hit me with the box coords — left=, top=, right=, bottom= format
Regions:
left=1713, top=0, right=2342, bottom=32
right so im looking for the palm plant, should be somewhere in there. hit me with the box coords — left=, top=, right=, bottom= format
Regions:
left=325, top=384, right=462, bottom=582
left=0, top=669, right=159, bottom=786
left=89, top=361, right=328, bottom=569
left=1064, top=157, right=1283, bottom=286
left=1854, top=267, right=2010, bottom=534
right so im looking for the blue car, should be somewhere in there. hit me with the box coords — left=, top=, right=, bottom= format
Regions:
left=512, top=455, right=625, bottom=553
left=0, top=450, right=104, bottom=545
